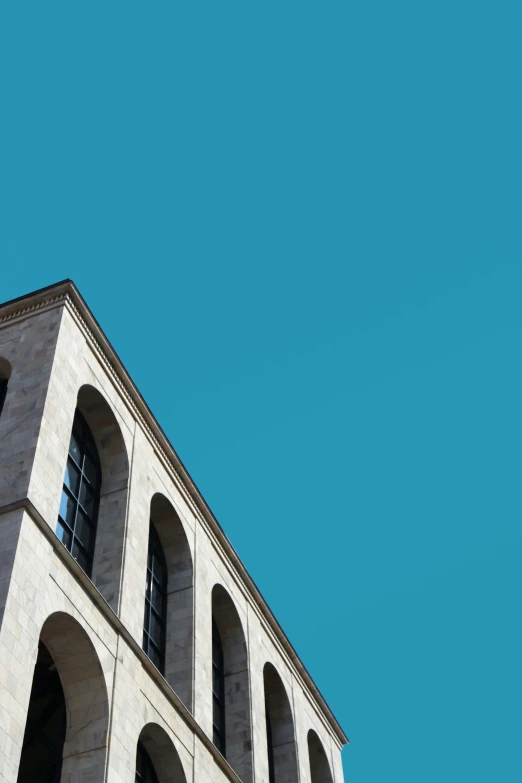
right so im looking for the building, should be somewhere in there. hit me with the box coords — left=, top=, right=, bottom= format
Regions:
left=0, top=280, right=348, bottom=783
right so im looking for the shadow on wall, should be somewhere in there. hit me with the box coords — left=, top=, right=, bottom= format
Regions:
left=137, top=723, right=187, bottom=783
left=263, top=662, right=298, bottom=783
left=212, top=584, right=253, bottom=783
left=17, top=611, right=109, bottom=783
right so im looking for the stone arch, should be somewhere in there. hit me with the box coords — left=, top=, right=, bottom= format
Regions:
left=212, top=584, right=253, bottom=783
left=148, top=492, right=194, bottom=709
left=73, top=384, right=129, bottom=609
left=307, top=729, right=333, bottom=783
left=263, top=663, right=298, bottom=783
left=137, top=723, right=187, bottom=783
left=18, top=611, right=109, bottom=783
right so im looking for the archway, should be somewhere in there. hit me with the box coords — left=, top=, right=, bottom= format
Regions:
left=263, top=663, right=298, bottom=783
left=17, top=611, right=109, bottom=783
left=63, top=384, right=129, bottom=609
left=136, top=723, right=186, bottom=783
left=146, top=493, right=194, bottom=708
left=211, top=584, right=253, bottom=783
left=307, top=729, right=333, bottom=783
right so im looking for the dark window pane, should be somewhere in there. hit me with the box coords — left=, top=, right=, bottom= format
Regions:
left=56, top=520, right=72, bottom=549
left=75, top=510, right=95, bottom=552
left=142, top=522, right=167, bottom=672
left=71, top=540, right=90, bottom=574
left=148, top=644, right=163, bottom=672
left=84, top=453, right=99, bottom=488
left=0, top=378, right=8, bottom=417
left=59, top=490, right=77, bottom=528
left=64, top=459, right=81, bottom=497
left=79, top=480, right=96, bottom=517
left=143, top=602, right=151, bottom=633
left=213, top=695, right=225, bottom=731
left=68, top=431, right=82, bottom=464
left=152, top=557, right=167, bottom=587
left=58, top=411, right=100, bottom=577
left=149, top=612, right=164, bottom=648
left=151, top=581, right=165, bottom=615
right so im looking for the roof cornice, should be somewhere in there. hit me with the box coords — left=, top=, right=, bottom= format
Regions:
left=0, top=279, right=348, bottom=747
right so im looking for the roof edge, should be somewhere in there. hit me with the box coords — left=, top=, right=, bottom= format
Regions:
left=0, top=279, right=349, bottom=747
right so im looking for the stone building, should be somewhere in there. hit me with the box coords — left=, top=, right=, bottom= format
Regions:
left=0, top=280, right=348, bottom=783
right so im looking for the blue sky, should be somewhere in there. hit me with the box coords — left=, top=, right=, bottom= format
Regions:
left=1, top=3, right=521, bottom=781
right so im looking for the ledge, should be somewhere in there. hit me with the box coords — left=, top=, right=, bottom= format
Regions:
left=0, top=280, right=348, bottom=747
left=0, top=498, right=244, bottom=783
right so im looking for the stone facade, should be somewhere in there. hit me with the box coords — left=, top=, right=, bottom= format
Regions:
left=0, top=281, right=347, bottom=783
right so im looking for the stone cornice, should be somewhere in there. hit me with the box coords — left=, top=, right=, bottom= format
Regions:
left=0, top=280, right=348, bottom=747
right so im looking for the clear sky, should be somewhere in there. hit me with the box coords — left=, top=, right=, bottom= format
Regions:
left=1, top=3, right=521, bottom=782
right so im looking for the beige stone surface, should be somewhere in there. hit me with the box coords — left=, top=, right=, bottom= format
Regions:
left=0, top=283, right=347, bottom=783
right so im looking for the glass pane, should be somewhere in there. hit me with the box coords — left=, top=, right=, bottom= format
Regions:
left=148, top=644, right=163, bottom=672
left=151, top=580, right=165, bottom=615
left=59, top=490, right=77, bottom=527
left=64, top=458, right=81, bottom=497
left=79, top=480, right=96, bottom=518
left=68, top=430, right=82, bottom=464
left=143, top=601, right=151, bottom=633
left=213, top=695, right=224, bottom=731
left=56, top=519, right=72, bottom=549
left=152, top=556, right=167, bottom=588
left=145, top=570, right=152, bottom=601
left=75, top=509, right=95, bottom=553
left=149, top=612, right=164, bottom=648
left=72, top=540, right=90, bottom=574
left=84, top=453, right=99, bottom=488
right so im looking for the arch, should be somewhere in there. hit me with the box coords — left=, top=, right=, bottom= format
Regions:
left=136, top=723, right=187, bottom=783
left=307, top=729, right=333, bottom=783
left=17, top=611, right=109, bottom=783
left=211, top=584, right=253, bottom=783
left=0, top=356, right=12, bottom=416
left=147, top=493, right=194, bottom=709
left=59, top=384, right=129, bottom=610
left=263, top=663, right=298, bottom=783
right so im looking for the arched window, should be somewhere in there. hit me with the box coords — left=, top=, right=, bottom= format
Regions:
left=0, top=357, right=12, bottom=418
left=56, top=410, right=101, bottom=577
left=266, top=707, right=276, bottom=783
left=136, top=740, right=160, bottom=783
left=18, top=611, right=109, bottom=783
left=263, top=663, right=298, bottom=783
left=308, top=730, right=334, bottom=783
left=143, top=522, right=168, bottom=674
left=212, top=619, right=226, bottom=756
left=211, top=585, right=253, bottom=782
left=17, top=642, right=66, bottom=783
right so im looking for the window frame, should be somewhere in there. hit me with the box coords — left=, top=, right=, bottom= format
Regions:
left=56, top=410, right=101, bottom=578
left=142, top=522, right=168, bottom=675
left=212, top=618, right=226, bottom=756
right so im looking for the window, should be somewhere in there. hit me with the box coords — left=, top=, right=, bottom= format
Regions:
left=266, top=707, right=276, bottom=783
left=57, top=410, right=101, bottom=577
left=0, top=377, right=7, bottom=416
left=136, top=741, right=160, bottom=783
left=17, top=642, right=66, bottom=783
left=212, top=619, right=226, bottom=756
left=143, top=523, right=167, bottom=675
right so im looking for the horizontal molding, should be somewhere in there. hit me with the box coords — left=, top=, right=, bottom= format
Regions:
left=0, top=280, right=348, bottom=747
left=0, top=498, right=244, bottom=783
